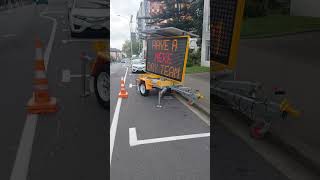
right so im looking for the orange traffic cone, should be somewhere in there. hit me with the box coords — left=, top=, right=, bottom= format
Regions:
left=118, top=77, right=128, bottom=98
left=26, top=38, right=57, bottom=114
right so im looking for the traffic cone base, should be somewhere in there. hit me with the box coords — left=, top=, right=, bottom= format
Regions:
left=27, top=96, right=57, bottom=114
left=118, top=91, right=128, bottom=98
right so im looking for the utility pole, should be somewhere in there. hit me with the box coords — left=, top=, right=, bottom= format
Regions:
left=129, top=15, right=133, bottom=58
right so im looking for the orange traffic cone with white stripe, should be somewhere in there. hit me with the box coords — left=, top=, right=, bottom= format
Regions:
left=118, top=77, right=128, bottom=98
left=27, top=38, right=57, bottom=114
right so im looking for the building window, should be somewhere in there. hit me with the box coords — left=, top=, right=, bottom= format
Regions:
left=206, top=40, right=210, bottom=61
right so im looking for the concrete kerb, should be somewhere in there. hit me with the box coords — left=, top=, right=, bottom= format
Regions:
left=214, top=107, right=320, bottom=177
left=241, top=29, right=320, bottom=40
left=174, top=93, right=210, bottom=118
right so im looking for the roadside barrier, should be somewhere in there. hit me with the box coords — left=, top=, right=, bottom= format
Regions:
left=118, top=77, right=128, bottom=98
left=26, top=37, right=57, bottom=114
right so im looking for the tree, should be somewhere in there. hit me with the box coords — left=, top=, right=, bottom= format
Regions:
left=150, top=0, right=204, bottom=37
left=121, top=39, right=140, bottom=58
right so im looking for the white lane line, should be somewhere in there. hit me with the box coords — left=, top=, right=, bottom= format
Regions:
left=10, top=115, right=38, bottom=180
left=40, top=9, right=57, bottom=68
left=129, top=127, right=210, bottom=147
left=175, top=94, right=210, bottom=126
left=10, top=8, right=57, bottom=180
left=110, top=67, right=129, bottom=165
left=123, top=67, right=128, bottom=83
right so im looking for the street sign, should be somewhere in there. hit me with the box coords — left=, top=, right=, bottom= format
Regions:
left=211, top=0, right=245, bottom=72
left=146, top=36, right=189, bottom=82
left=189, top=38, right=198, bottom=50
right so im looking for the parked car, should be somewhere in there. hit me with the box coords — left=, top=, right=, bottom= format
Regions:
left=67, top=0, right=108, bottom=37
left=131, top=59, right=146, bottom=73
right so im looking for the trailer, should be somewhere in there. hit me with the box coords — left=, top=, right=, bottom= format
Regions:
left=211, top=0, right=300, bottom=138
left=135, top=27, right=204, bottom=108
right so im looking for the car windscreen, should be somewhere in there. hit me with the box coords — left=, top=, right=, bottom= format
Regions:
left=76, top=0, right=108, bottom=9
left=132, top=59, right=142, bottom=64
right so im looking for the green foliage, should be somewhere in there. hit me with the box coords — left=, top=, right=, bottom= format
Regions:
left=150, top=0, right=204, bottom=37
left=121, top=39, right=140, bottom=57
left=186, top=65, right=210, bottom=74
left=187, top=49, right=201, bottom=67
left=241, top=15, right=320, bottom=37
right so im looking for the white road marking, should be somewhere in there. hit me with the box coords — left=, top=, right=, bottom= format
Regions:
left=10, top=115, right=38, bottom=180
left=175, top=94, right=210, bottom=126
left=10, top=8, right=57, bottom=180
left=123, top=67, right=128, bottom=84
left=110, top=67, right=129, bottom=165
left=40, top=8, right=57, bottom=68
left=129, top=83, right=136, bottom=88
left=129, top=127, right=210, bottom=147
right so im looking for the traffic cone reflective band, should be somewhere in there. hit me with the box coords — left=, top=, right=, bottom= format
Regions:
left=118, top=77, right=128, bottom=98
left=27, top=38, right=57, bottom=114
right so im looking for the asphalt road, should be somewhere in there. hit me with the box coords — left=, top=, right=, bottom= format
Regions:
left=110, top=62, right=210, bottom=180
left=1, top=1, right=108, bottom=180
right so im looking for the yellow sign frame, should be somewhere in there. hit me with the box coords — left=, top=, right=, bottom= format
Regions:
left=146, top=35, right=190, bottom=83
left=212, top=0, right=246, bottom=72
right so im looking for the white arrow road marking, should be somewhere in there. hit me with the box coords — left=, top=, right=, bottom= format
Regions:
left=110, top=67, right=128, bottom=165
left=129, top=127, right=210, bottom=147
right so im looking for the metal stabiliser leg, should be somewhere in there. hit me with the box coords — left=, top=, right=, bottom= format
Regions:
left=156, top=88, right=167, bottom=108
left=80, top=53, right=92, bottom=97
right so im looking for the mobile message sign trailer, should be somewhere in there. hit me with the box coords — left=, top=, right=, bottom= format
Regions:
left=211, top=0, right=300, bottom=138
left=136, top=27, right=203, bottom=107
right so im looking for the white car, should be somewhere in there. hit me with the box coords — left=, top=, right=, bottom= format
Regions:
left=131, top=59, right=146, bottom=73
left=67, top=0, right=109, bottom=36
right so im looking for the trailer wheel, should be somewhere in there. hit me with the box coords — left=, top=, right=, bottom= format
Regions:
left=94, top=70, right=109, bottom=109
left=139, top=82, right=149, bottom=96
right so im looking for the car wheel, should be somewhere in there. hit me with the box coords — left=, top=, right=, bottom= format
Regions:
left=139, top=82, right=149, bottom=96
left=94, top=70, right=109, bottom=109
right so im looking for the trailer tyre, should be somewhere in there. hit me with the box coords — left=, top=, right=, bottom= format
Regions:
left=94, top=70, right=109, bottom=109
left=139, top=82, right=149, bottom=96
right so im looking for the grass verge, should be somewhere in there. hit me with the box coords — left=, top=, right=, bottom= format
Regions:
left=241, top=15, right=320, bottom=38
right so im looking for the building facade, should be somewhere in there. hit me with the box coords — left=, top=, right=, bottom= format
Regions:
left=200, top=0, right=210, bottom=67
left=110, top=48, right=122, bottom=61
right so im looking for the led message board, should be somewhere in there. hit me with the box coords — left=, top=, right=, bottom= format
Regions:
left=146, top=36, right=189, bottom=82
left=211, top=0, right=245, bottom=71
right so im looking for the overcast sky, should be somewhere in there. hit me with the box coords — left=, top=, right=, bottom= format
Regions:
left=110, top=0, right=141, bottom=50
